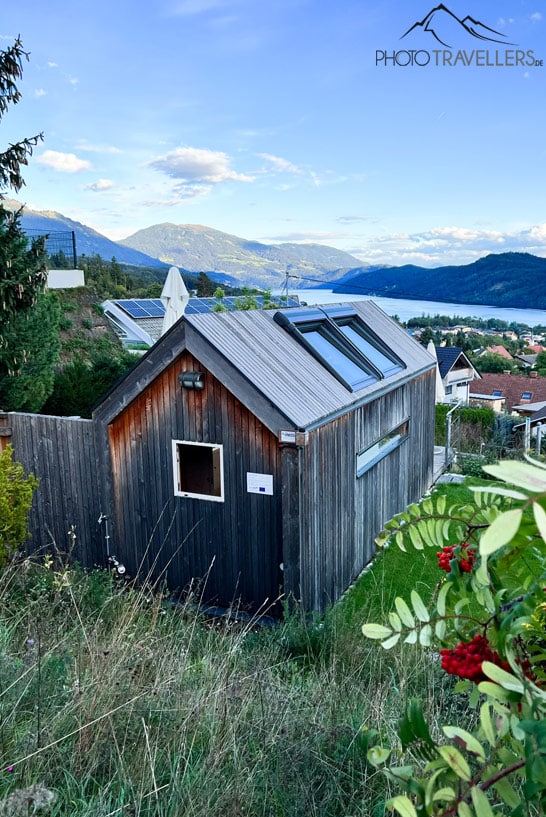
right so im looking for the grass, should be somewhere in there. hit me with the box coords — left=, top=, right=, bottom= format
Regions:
left=0, top=481, right=482, bottom=816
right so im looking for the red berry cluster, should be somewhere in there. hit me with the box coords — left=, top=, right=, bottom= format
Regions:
left=440, top=634, right=508, bottom=683
left=437, top=544, right=476, bottom=573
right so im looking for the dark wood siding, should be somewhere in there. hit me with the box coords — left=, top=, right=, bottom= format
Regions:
left=8, top=413, right=103, bottom=566
left=107, top=351, right=283, bottom=611
left=297, top=370, right=436, bottom=611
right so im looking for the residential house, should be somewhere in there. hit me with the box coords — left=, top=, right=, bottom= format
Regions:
left=431, top=345, right=481, bottom=404
left=469, top=372, right=546, bottom=414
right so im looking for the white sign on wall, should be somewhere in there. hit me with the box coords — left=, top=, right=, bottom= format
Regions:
left=246, top=472, right=274, bottom=495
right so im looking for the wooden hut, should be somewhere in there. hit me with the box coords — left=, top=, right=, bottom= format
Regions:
left=91, top=301, right=436, bottom=612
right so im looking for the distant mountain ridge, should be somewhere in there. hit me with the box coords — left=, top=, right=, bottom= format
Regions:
left=10, top=201, right=362, bottom=289
left=119, top=223, right=362, bottom=288
left=9, top=201, right=545, bottom=308
left=334, top=252, right=546, bottom=310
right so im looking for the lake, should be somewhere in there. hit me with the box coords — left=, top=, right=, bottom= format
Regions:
left=283, top=289, right=546, bottom=329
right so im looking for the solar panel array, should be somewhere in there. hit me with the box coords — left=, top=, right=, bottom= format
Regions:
left=116, top=299, right=165, bottom=318
left=116, top=295, right=301, bottom=318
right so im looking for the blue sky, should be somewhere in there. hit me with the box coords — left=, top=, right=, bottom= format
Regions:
left=1, top=0, right=545, bottom=267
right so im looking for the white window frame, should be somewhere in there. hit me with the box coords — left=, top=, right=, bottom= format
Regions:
left=356, top=419, right=410, bottom=478
left=172, top=440, right=225, bottom=502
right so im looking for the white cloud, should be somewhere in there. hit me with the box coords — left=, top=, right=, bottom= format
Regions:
left=530, top=12, right=542, bottom=21
left=77, top=142, right=122, bottom=154
left=37, top=150, right=91, bottom=173
left=257, top=153, right=303, bottom=174
left=47, top=61, right=58, bottom=68
left=34, top=88, right=47, bottom=97
left=528, top=222, right=546, bottom=241
left=148, top=146, right=253, bottom=197
left=85, top=179, right=114, bottom=192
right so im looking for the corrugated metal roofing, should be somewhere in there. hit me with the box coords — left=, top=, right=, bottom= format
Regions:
left=185, top=300, right=435, bottom=430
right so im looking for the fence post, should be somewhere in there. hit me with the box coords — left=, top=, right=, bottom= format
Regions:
left=525, top=417, right=531, bottom=452
left=445, top=401, right=462, bottom=468
left=536, top=422, right=543, bottom=456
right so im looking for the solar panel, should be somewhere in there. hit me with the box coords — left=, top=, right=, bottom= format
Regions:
left=116, top=295, right=301, bottom=319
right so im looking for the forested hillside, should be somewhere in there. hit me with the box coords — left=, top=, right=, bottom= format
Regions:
left=334, top=252, right=546, bottom=309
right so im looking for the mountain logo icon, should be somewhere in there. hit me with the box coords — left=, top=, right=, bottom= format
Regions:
left=401, top=4, right=516, bottom=48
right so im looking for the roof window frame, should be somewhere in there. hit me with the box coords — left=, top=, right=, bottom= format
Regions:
left=274, top=305, right=405, bottom=392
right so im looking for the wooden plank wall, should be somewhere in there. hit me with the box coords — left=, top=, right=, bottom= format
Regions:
left=298, top=370, right=436, bottom=611
left=106, top=351, right=284, bottom=612
left=8, top=413, right=103, bottom=566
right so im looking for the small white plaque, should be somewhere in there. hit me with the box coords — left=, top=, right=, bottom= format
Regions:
left=246, top=472, right=273, bottom=495
left=279, top=430, right=296, bottom=443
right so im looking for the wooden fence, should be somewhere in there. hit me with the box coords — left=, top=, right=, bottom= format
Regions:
left=7, top=413, right=106, bottom=568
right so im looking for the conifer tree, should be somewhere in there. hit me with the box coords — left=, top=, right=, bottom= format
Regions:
left=0, top=38, right=59, bottom=411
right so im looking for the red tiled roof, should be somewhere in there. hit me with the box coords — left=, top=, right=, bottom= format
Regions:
left=487, top=345, right=513, bottom=360
left=470, top=372, right=546, bottom=412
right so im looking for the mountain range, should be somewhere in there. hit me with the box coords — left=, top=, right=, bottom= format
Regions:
left=8, top=201, right=546, bottom=309
left=12, top=201, right=361, bottom=289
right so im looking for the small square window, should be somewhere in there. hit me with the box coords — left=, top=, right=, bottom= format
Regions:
left=492, top=390, right=502, bottom=397
left=521, top=392, right=533, bottom=400
left=172, top=440, right=224, bottom=501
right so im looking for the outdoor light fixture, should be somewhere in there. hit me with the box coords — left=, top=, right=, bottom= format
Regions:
left=179, top=371, right=205, bottom=390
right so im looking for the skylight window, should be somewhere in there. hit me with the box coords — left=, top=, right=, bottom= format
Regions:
left=274, top=306, right=405, bottom=392
left=521, top=392, right=533, bottom=400
left=492, top=390, right=502, bottom=397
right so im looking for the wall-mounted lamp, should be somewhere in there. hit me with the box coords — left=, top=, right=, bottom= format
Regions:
left=179, top=371, right=205, bottom=390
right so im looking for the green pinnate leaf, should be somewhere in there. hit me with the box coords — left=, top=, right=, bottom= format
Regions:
left=411, top=590, right=429, bottom=622
left=395, top=596, right=415, bottom=628
left=482, top=460, right=546, bottom=492
left=436, top=581, right=451, bottom=616
left=481, top=662, right=524, bottom=694
left=387, top=795, right=418, bottom=817
left=442, top=726, right=485, bottom=760
left=492, top=777, right=522, bottom=809
left=388, top=611, right=402, bottom=632
left=381, top=632, right=402, bottom=650
left=433, top=787, right=457, bottom=802
left=479, top=508, right=522, bottom=556
left=362, top=623, right=392, bottom=640
left=468, top=486, right=527, bottom=501
left=438, top=745, right=471, bottom=781
left=408, top=525, right=424, bottom=550
left=533, top=502, right=546, bottom=544
left=470, top=786, right=495, bottom=817
left=479, top=702, right=496, bottom=746
left=419, top=624, right=432, bottom=646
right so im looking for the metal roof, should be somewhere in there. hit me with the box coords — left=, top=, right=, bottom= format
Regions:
left=95, top=300, right=435, bottom=433
left=185, top=300, right=434, bottom=430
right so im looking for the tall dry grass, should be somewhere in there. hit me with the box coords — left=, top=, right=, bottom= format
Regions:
left=0, top=552, right=460, bottom=816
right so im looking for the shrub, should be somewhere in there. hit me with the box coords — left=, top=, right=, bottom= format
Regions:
left=363, top=458, right=546, bottom=816
left=0, top=445, right=38, bottom=566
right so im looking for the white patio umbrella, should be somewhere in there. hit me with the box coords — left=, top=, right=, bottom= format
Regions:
left=160, top=266, right=190, bottom=334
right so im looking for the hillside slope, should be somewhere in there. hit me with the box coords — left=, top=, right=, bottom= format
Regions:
left=335, top=252, right=546, bottom=309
